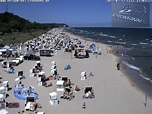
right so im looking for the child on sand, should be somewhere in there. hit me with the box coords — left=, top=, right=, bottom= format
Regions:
left=82, top=102, right=86, bottom=109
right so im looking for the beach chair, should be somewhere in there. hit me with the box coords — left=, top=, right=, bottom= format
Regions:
left=51, top=61, right=56, bottom=66
left=25, top=96, right=36, bottom=111
left=61, top=76, right=68, bottom=82
left=16, top=55, right=24, bottom=63
left=11, top=59, right=20, bottom=66
left=36, top=112, right=45, bottom=114
left=29, top=69, right=34, bottom=77
left=37, top=72, right=45, bottom=86
left=1, top=61, right=7, bottom=68
left=15, top=78, right=22, bottom=88
left=83, top=86, right=95, bottom=99
left=0, top=109, right=8, bottom=114
left=56, top=80, right=64, bottom=91
left=49, top=92, right=59, bottom=105
left=81, top=71, right=87, bottom=80
left=37, top=77, right=43, bottom=86
left=17, top=71, right=25, bottom=79
left=51, top=65, right=56, bottom=70
left=0, top=94, right=6, bottom=109
left=51, top=69, right=58, bottom=79
left=2, top=81, right=9, bottom=91
left=65, top=87, right=75, bottom=101
left=0, top=87, right=6, bottom=98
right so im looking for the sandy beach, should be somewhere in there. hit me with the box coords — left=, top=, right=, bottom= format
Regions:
left=1, top=29, right=152, bottom=114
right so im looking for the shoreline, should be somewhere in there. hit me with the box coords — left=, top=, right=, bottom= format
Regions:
left=110, top=45, right=152, bottom=99
left=67, top=32, right=145, bottom=93
left=66, top=31, right=152, bottom=99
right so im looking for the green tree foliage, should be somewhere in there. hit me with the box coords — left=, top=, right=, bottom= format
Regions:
left=0, top=11, right=69, bottom=45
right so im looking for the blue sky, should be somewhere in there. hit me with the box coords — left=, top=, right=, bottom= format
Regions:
left=0, top=0, right=151, bottom=27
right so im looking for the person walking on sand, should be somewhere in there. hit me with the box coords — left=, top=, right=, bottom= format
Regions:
left=116, top=63, right=120, bottom=70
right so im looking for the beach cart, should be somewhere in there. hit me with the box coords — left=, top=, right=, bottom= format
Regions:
left=81, top=71, right=87, bottom=80
left=25, top=96, right=36, bottom=111
left=83, top=86, right=95, bottom=99
left=49, top=92, right=59, bottom=105
left=56, top=80, right=64, bottom=91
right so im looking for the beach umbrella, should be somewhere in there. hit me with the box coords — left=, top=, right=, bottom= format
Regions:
left=79, top=44, right=84, bottom=48
left=3, top=45, right=10, bottom=49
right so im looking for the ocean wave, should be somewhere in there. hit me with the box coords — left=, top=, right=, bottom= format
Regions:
left=108, top=41, right=112, bottom=43
left=140, top=42, right=148, bottom=45
left=139, top=74, right=152, bottom=83
left=122, top=61, right=141, bottom=71
left=130, top=44, right=137, bottom=46
left=100, top=33, right=108, bottom=37
left=109, top=35, right=116, bottom=38
left=114, top=41, right=126, bottom=44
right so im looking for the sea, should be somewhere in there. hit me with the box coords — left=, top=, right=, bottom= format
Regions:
left=64, top=27, right=152, bottom=96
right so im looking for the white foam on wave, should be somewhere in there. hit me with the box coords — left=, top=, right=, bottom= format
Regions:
left=139, top=74, right=152, bottom=83
left=122, top=61, right=141, bottom=71
left=140, top=42, right=148, bottom=45
left=108, top=41, right=112, bottom=43
left=131, top=44, right=137, bottom=46
left=115, top=41, right=126, bottom=44
left=123, top=61, right=152, bottom=83
left=109, top=35, right=116, bottom=38
left=100, top=33, right=108, bottom=37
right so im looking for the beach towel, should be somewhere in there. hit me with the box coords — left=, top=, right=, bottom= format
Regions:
left=64, top=65, right=71, bottom=70
left=7, top=69, right=15, bottom=74
left=8, top=102, right=19, bottom=108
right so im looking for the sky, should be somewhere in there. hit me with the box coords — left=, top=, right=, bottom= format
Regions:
left=0, top=0, right=152, bottom=27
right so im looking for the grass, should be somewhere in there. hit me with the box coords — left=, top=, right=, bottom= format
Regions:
left=0, top=29, right=49, bottom=46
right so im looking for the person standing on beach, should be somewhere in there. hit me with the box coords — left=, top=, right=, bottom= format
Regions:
left=117, top=63, right=120, bottom=70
